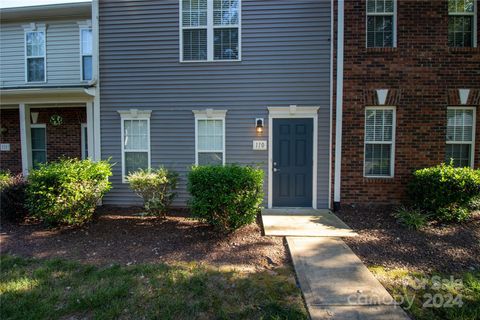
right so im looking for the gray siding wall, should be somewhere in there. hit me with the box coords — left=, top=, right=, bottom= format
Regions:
left=99, top=0, right=332, bottom=208
left=0, top=17, right=90, bottom=87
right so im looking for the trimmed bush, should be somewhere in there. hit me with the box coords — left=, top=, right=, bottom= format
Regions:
left=127, top=167, right=178, bottom=217
left=187, top=164, right=264, bottom=232
left=0, top=174, right=28, bottom=223
left=408, top=163, right=480, bottom=222
left=26, top=159, right=112, bottom=226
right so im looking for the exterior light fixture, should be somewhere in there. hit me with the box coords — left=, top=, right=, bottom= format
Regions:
left=256, top=118, right=264, bottom=134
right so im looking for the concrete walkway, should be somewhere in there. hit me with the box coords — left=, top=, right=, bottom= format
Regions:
left=261, top=209, right=410, bottom=319
left=262, top=208, right=358, bottom=237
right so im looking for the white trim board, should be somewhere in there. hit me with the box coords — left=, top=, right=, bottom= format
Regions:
left=267, top=106, right=319, bottom=209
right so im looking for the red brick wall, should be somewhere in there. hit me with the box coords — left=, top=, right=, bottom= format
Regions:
left=0, top=109, right=22, bottom=174
left=338, top=0, right=480, bottom=205
left=31, top=107, right=86, bottom=162
left=0, top=107, right=86, bottom=174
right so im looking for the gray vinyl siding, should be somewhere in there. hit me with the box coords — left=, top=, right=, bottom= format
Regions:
left=0, top=18, right=89, bottom=87
left=99, top=0, right=332, bottom=208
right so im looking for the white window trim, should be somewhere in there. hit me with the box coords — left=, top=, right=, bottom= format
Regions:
left=118, top=109, right=152, bottom=183
left=30, top=123, right=47, bottom=167
left=363, top=106, right=396, bottom=178
left=448, top=0, right=478, bottom=48
left=267, top=106, right=319, bottom=209
left=179, top=0, right=242, bottom=62
left=193, top=109, right=227, bottom=165
left=365, top=0, right=397, bottom=48
left=23, top=23, right=47, bottom=83
left=81, top=123, right=88, bottom=160
left=78, top=20, right=93, bottom=81
left=446, top=106, right=476, bottom=168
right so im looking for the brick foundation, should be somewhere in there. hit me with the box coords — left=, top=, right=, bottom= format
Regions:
left=337, top=0, right=480, bottom=205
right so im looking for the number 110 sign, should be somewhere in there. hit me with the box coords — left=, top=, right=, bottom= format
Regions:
left=253, top=140, right=267, bottom=150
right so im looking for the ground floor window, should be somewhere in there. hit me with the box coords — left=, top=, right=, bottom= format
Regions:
left=31, top=124, right=46, bottom=168
left=193, top=109, right=227, bottom=165
left=446, top=107, right=476, bottom=167
left=81, top=123, right=88, bottom=160
left=118, top=110, right=152, bottom=181
left=364, top=107, right=396, bottom=177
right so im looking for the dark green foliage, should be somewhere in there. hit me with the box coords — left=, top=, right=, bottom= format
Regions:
left=0, top=174, right=28, bottom=223
left=408, top=163, right=480, bottom=222
left=25, top=159, right=112, bottom=226
left=127, top=167, right=178, bottom=217
left=187, top=165, right=264, bottom=232
left=394, top=206, right=429, bottom=230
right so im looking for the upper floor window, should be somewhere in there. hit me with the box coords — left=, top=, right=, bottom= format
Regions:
left=366, top=0, right=396, bottom=48
left=446, top=107, right=476, bottom=167
left=180, top=0, right=240, bottom=62
left=448, top=0, right=477, bottom=47
left=25, top=29, right=46, bottom=82
left=81, top=28, right=93, bottom=81
left=364, top=107, right=396, bottom=177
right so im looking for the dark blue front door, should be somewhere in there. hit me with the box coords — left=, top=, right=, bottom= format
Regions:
left=272, top=118, right=313, bottom=207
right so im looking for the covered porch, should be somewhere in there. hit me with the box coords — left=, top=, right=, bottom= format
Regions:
left=0, top=87, right=100, bottom=175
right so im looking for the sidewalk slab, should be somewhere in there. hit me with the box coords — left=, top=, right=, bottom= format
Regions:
left=261, top=209, right=357, bottom=237
left=287, top=237, right=410, bottom=320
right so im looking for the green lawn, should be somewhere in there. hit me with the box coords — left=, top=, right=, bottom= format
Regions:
left=0, top=255, right=307, bottom=320
left=370, top=267, right=480, bottom=320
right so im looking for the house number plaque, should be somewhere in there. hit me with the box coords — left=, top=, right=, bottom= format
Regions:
left=253, top=140, right=267, bottom=150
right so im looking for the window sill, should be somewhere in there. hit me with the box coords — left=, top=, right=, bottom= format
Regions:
left=448, top=47, right=480, bottom=54
left=179, top=59, right=242, bottom=63
left=365, top=47, right=397, bottom=53
left=363, top=176, right=395, bottom=184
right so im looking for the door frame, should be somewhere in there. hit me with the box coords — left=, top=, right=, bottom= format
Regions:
left=267, top=106, right=319, bottom=209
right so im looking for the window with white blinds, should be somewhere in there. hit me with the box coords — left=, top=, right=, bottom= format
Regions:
left=122, top=118, right=150, bottom=180
left=80, top=28, right=93, bottom=81
left=196, top=119, right=225, bottom=165
left=446, top=107, right=476, bottom=167
left=364, top=107, right=396, bottom=177
left=181, top=0, right=240, bottom=61
left=366, top=0, right=396, bottom=48
left=448, top=0, right=477, bottom=47
left=25, top=30, right=46, bottom=82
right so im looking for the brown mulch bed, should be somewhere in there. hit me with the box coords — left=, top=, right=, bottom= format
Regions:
left=0, top=206, right=288, bottom=269
left=337, top=206, right=480, bottom=273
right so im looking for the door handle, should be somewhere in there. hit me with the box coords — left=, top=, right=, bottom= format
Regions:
left=273, top=168, right=280, bottom=172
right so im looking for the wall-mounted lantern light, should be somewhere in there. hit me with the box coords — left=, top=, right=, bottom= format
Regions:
left=31, top=112, right=39, bottom=124
left=256, top=118, right=264, bottom=134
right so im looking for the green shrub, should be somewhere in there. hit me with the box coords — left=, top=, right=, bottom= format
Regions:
left=469, top=195, right=480, bottom=211
left=26, top=158, right=112, bottom=226
left=394, top=206, right=429, bottom=230
left=408, top=163, right=480, bottom=222
left=0, top=174, right=28, bottom=223
left=0, top=171, right=12, bottom=191
left=187, top=165, right=264, bottom=233
left=127, top=167, right=178, bottom=217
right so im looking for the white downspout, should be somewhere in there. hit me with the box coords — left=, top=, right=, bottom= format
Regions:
left=92, top=0, right=101, bottom=161
left=333, top=0, right=344, bottom=210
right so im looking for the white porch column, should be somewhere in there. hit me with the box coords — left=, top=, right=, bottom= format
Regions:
left=19, top=103, right=31, bottom=175
left=86, top=101, right=95, bottom=159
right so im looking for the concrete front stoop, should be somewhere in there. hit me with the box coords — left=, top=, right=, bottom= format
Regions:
left=261, top=209, right=410, bottom=320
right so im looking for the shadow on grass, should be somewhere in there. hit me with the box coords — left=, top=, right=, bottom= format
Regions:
left=0, top=254, right=307, bottom=320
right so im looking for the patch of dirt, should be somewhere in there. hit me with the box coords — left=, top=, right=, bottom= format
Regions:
left=337, top=206, right=480, bottom=274
left=0, top=206, right=288, bottom=270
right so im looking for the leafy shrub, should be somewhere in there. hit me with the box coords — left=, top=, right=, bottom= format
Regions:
left=0, top=171, right=12, bottom=191
left=408, top=163, right=480, bottom=222
left=394, top=206, right=429, bottom=230
left=187, top=165, right=264, bottom=233
left=468, top=195, right=480, bottom=211
left=127, top=167, right=178, bottom=217
left=26, top=158, right=112, bottom=226
left=0, top=174, right=28, bottom=223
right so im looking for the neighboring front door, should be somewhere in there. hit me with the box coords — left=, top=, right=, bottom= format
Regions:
left=272, top=118, right=313, bottom=207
